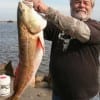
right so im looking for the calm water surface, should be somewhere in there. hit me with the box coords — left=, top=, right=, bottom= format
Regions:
left=0, top=22, right=51, bottom=74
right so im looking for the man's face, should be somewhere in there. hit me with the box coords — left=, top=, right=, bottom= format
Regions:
left=70, top=0, right=93, bottom=21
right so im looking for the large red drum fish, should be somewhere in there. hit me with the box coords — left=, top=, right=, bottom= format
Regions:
left=7, top=1, right=47, bottom=100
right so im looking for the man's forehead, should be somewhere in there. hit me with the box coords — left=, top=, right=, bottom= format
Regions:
left=72, top=0, right=91, bottom=2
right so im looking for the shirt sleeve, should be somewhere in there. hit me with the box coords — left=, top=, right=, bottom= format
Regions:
left=45, top=7, right=91, bottom=43
left=85, top=19, right=100, bottom=44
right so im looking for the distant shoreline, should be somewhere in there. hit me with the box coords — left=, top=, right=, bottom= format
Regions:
left=0, top=20, right=16, bottom=23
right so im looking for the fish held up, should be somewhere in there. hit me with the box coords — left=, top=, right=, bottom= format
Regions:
left=7, top=1, right=47, bottom=100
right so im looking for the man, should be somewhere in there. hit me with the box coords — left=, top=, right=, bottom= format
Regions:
left=27, top=0, right=100, bottom=100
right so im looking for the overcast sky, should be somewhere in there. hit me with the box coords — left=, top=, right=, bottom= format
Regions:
left=0, top=0, right=99, bottom=21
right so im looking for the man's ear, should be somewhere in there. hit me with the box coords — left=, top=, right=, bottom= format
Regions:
left=70, top=0, right=73, bottom=9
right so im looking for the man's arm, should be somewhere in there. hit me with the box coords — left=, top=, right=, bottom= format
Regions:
left=25, top=0, right=91, bottom=43
left=45, top=7, right=91, bottom=43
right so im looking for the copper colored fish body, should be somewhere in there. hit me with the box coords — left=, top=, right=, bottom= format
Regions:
left=7, top=1, right=47, bottom=100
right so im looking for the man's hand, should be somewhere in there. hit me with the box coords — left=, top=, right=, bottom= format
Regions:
left=33, top=0, right=48, bottom=13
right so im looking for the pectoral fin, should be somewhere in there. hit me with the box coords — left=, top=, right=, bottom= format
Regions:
left=37, top=31, right=45, bottom=52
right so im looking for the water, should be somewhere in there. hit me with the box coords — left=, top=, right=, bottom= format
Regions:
left=0, top=22, right=51, bottom=74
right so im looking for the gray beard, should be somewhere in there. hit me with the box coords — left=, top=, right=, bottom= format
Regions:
left=71, top=11, right=90, bottom=21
